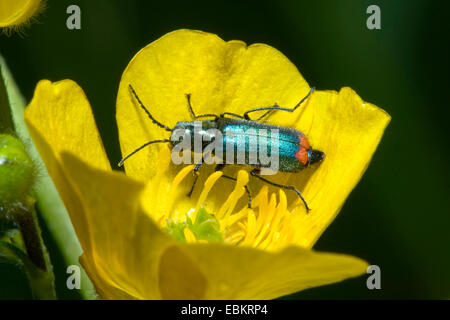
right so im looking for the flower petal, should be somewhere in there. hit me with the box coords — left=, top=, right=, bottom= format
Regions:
left=269, top=87, right=391, bottom=248
left=24, top=80, right=110, bottom=171
left=180, top=243, right=368, bottom=299
left=24, top=79, right=110, bottom=253
left=0, top=0, right=44, bottom=30
left=116, top=30, right=390, bottom=250
left=59, top=152, right=367, bottom=300
left=60, top=152, right=207, bottom=299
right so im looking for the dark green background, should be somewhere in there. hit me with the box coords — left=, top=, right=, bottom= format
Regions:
left=1, top=0, right=449, bottom=299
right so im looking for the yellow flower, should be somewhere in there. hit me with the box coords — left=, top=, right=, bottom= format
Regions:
left=24, top=29, right=390, bottom=299
left=0, top=0, right=46, bottom=35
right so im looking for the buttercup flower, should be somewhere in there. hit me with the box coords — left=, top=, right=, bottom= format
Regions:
left=24, top=29, right=390, bottom=299
left=0, top=0, right=46, bottom=35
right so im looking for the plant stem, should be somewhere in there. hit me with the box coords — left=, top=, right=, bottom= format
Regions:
left=10, top=197, right=57, bottom=299
left=15, top=205, right=46, bottom=270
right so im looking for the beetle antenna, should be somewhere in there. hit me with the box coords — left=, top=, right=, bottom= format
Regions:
left=128, top=84, right=173, bottom=132
left=118, top=139, right=171, bottom=167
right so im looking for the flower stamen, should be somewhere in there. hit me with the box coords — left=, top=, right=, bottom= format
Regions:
left=152, top=149, right=307, bottom=250
left=193, top=171, right=223, bottom=221
left=167, top=164, right=194, bottom=218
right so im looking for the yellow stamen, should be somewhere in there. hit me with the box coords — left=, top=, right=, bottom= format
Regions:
left=227, top=231, right=245, bottom=245
left=149, top=147, right=171, bottom=218
left=237, top=221, right=247, bottom=233
left=216, top=170, right=248, bottom=220
left=166, top=164, right=195, bottom=218
left=184, top=228, right=197, bottom=243
left=154, top=147, right=302, bottom=250
left=252, top=185, right=269, bottom=211
left=253, top=193, right=277, bottom=247
left=243, top=211, right=257, bottom=245
left=222, top=207, right=249, bottom=230
left=260, top=190, right=287, bottom=248
left=193, top=171, right=223, bottom=221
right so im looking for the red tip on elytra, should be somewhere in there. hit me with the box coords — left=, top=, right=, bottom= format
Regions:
left=295, top=135, right=310, bottom=165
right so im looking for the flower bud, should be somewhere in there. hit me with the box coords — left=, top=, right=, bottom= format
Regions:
left=0, top=134, right=35, bottom=213
left=0, top=0, right=46, bottom=35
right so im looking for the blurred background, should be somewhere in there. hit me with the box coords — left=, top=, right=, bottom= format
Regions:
left=0, top=0, right=449, bottom=299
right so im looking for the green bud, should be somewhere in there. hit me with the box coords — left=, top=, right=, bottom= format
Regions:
left=0, top=134, right=35, bottom=212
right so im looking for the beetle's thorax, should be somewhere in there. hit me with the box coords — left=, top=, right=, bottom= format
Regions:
left=170, top=120, right=218, bottom=147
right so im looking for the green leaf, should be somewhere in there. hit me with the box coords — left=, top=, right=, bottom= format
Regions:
left=0, top=54, right=96, bottom=299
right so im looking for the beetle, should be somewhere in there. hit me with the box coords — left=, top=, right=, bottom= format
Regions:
left=119, top=84, right=324, bottom=212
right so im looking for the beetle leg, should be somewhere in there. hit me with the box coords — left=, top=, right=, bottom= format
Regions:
left=243, top=87, right=315, bottom=120
left=219, top=112, right=245, bottom=119
left=214, top=163, right=225, bottom=172
left=187, top=163, right=203, bottom=197
left=249, top=169, right=310, bottom=212
left=255, top=110, right=272, bottom=121
left=185, top=93, right=218, bottom=120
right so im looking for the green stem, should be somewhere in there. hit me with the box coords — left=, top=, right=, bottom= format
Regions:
left=8, top=197, right=57, bottom=299
left=15, top=204, right=46, bottom=270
